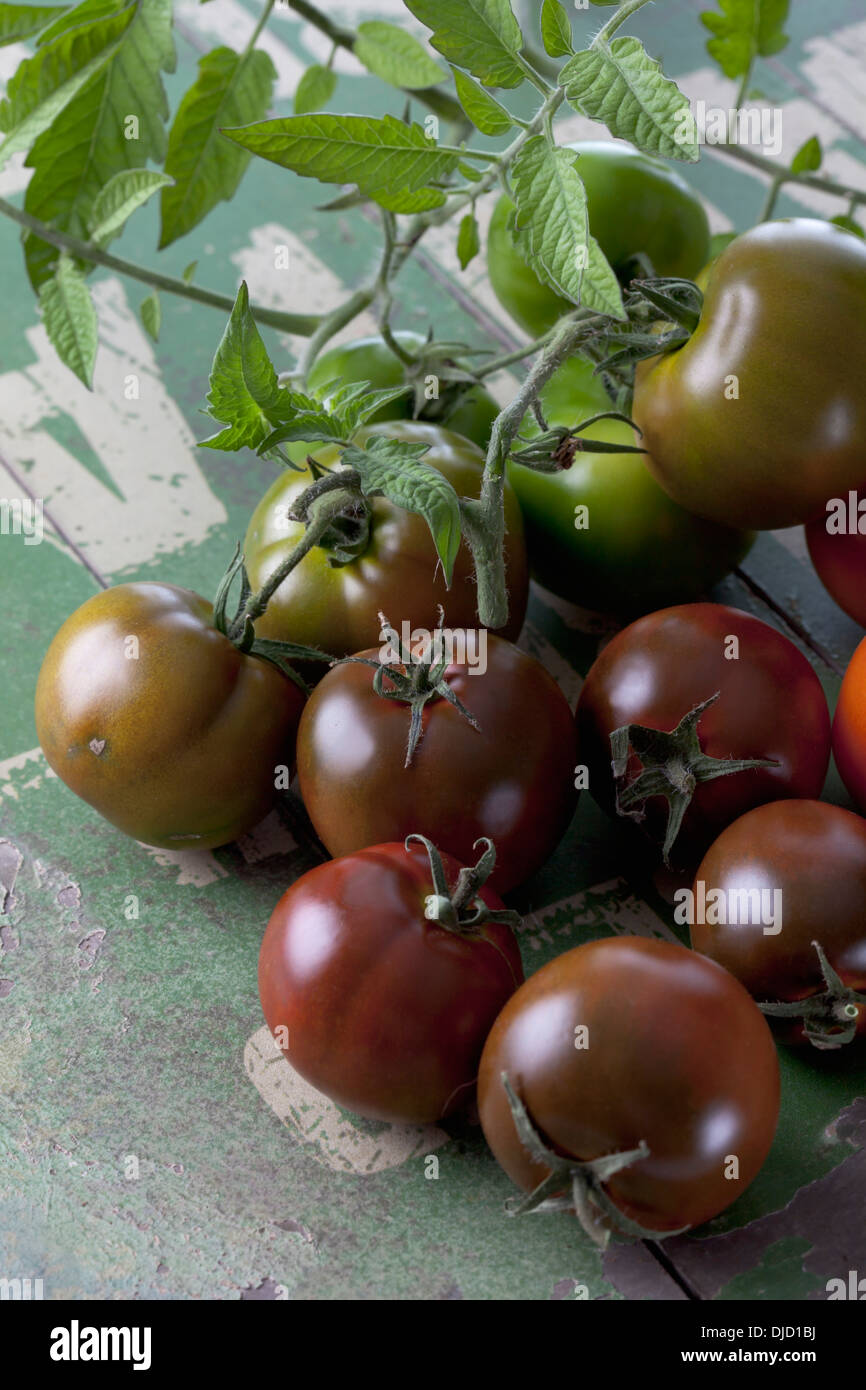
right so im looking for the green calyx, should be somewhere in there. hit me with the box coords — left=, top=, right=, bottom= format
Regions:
left=592, top=275, right=703, bottom=377
left=610, top=692, right=779, bottom=866
left=510, top=409, right=645, bottom=473
left=500, top=1074, right=688, bottom=1247
left=338, top=612, right=481, bottom=767
left=758, top=940, right=866, bottom=1049
left=406, top=834, right=521, bottom=936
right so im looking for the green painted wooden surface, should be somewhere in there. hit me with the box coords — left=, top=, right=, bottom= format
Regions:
left=2, top=0, right=866, bottom=1301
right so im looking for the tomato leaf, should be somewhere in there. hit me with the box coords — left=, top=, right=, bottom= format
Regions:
left=342, top=435, right=462, bottom=584
left=509, top=138, right=588, bottom=306
left=451, top=66, right=513, bottom=135
left=88, top=167, right=173, bottom=244
left=561, top=37, right=699, bottom=162
left=221, top=112, right=459, bottom=213
left=201, top=282, right=297, bottom=451
left=581, top=235, right=626, bottom=320
left=831, top=214, right=865, bottom=239
left=701, top=0, right=789, bottom=80
left=294, top=62, right=336, bottom=115
left=790, top=134, right=821, bottom=174
left=354, top=20, right=444, bottom=89
left=457, top=211, right=481, bottom=269
left=540, top=0, right=573, bottom=58
left=0, top=3, right=69, bottom=46
left=403, top=0, right=524, bottom=90
left=38, top=255, right=98, bottom=389
left=0, top=2, right=136, bottom=168
left=159, top=46, right=276, bottom=249
left=139, top=289, right=161, bottom=342
left=21, top=0, right=175, bottom=292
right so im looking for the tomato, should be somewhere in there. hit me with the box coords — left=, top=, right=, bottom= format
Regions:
left=296, top=633, right=577, bottom=895
left=805, top=492, right=866, bottom=628
left=35, top=583, right=305, bottom=849
left=832, top=635, right=866, bottom=813
left=487, top=141, right=710, bottom=337
left=258, top=837, right=524, bottom=1124
left=478, top=936, right=780, bottom=1235
left=306, top=331, right=500, bottom=448
left=507, top=360, right=754, bottom=613
left=634, top=219, right=866, bottom=530
left=244, top=421, right=529, bottom=658
left=575, top=603, right=831, bottom=864
left=690, top=800, right=866, bottom=1047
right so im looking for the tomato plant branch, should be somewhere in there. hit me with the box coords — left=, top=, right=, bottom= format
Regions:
left=295, top=287, right=374, bottom=380
left=389, top=86, right=566, bottom=284
left=282, top=0, right=466, bottom=125
left=473, top=327, right=559, bottom=378
left=464, top=312, right=602, bottom=629
left=0, top=195, right=321, bottom=335
left=238, top=476, right=359, bottom=630
left=710, top=140, right=866, bottom=209
left=594, top=0, right=656, bottom=44
left=247, top=0, right=277, bottom=51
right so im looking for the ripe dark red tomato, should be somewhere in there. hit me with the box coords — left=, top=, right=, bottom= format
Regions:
left=35, top=583, right=305, bottom=849
left=690, top=800, right=866, bottom=1047
left=296, top=634, right=578, bottom=894
left=806, top=492, right=866, bottom=628
left=258, top=838, right=524, bottom=1124
left=575, top=603, right=831, bottom=864
left=478, top=936, right=780, bottom=1234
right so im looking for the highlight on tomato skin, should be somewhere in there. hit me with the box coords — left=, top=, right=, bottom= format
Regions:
left=688, top=799, right=866, bottom=1049
left=477, top=936, right=781, bottom=1239
left=258, top=836, right=525, bottom=1126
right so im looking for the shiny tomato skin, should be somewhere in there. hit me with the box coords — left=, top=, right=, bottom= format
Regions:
left=478, top=936, right=780, bottom=1232
left=634, top=220, right=866, bottom=530
left=576, top=603, right=831, bottom=862
left=296, top=635, right=578, bottom=895
left=805, top=500, right=866, bottom=628
left=691, top=800, right=866, bottom=1044
left=832, top=636, right=866, bottom=813
left=35, top=583, right=305, bottom=849
left=258, top=840, right=524, bottom=1124
left=244, top=421, right=528, bottom=658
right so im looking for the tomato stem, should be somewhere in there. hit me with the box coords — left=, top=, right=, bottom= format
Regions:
left=406, top=835, right=521, bottom=934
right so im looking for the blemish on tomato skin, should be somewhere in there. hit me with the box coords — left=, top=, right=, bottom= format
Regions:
left=89, top=738, right=107, bottom=756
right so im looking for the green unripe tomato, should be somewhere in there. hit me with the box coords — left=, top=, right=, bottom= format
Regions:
left=507, top=360, right=754, bottom=615
left=306, top=331, right=500, bottom=448
left=487, top=141, right=711, bottom=337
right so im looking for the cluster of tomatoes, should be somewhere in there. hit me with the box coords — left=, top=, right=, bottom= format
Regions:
left=33, top=140, right=866, bottom=1244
